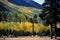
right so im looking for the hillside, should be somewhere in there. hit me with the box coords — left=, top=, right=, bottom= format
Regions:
left=0, top=0, right=42, bottom=22
left=7, top=0, right=43, bottom=9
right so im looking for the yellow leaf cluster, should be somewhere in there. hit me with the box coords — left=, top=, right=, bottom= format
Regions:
left=0, top=21, right=51, bottom=33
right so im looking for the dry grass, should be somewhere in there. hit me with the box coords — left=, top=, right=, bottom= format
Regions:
left=20, top=7, right=32, bottom=13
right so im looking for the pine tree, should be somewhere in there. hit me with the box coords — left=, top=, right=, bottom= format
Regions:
left=39, top=0, right=60, bottom=39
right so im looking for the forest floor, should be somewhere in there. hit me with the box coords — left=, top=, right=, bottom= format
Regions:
left=0, top=36, right=60, bottom=40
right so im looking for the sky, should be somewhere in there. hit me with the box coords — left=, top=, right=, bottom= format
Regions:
left=33, top=0, right=44, bottom=4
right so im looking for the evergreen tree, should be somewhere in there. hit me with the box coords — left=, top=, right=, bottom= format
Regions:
left=39, top=0, right=60, bottom=39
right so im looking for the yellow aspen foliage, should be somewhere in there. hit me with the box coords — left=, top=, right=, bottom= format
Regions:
left=25, top=21, right=32, bottom=28
left=0, top=21, right=50, bottom=33
left=24, top=21, right=32, bottom=32
left=0, top=21, right=7, bottom=29
left=34, top=23, right=40, bottom=33
left=48, top=24, right=51, bottom=30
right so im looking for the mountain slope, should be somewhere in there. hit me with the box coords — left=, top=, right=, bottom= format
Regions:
left=0, top=0, right=42, bottom=22
left=7, top=0, right=43, bottom=9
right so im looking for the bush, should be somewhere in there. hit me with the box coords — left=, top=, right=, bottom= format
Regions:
left=24, top=32, right=32, bottom=36
left=17, top=30, right=24, bottom=36
left=37, top=29, right=50, bottom=36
